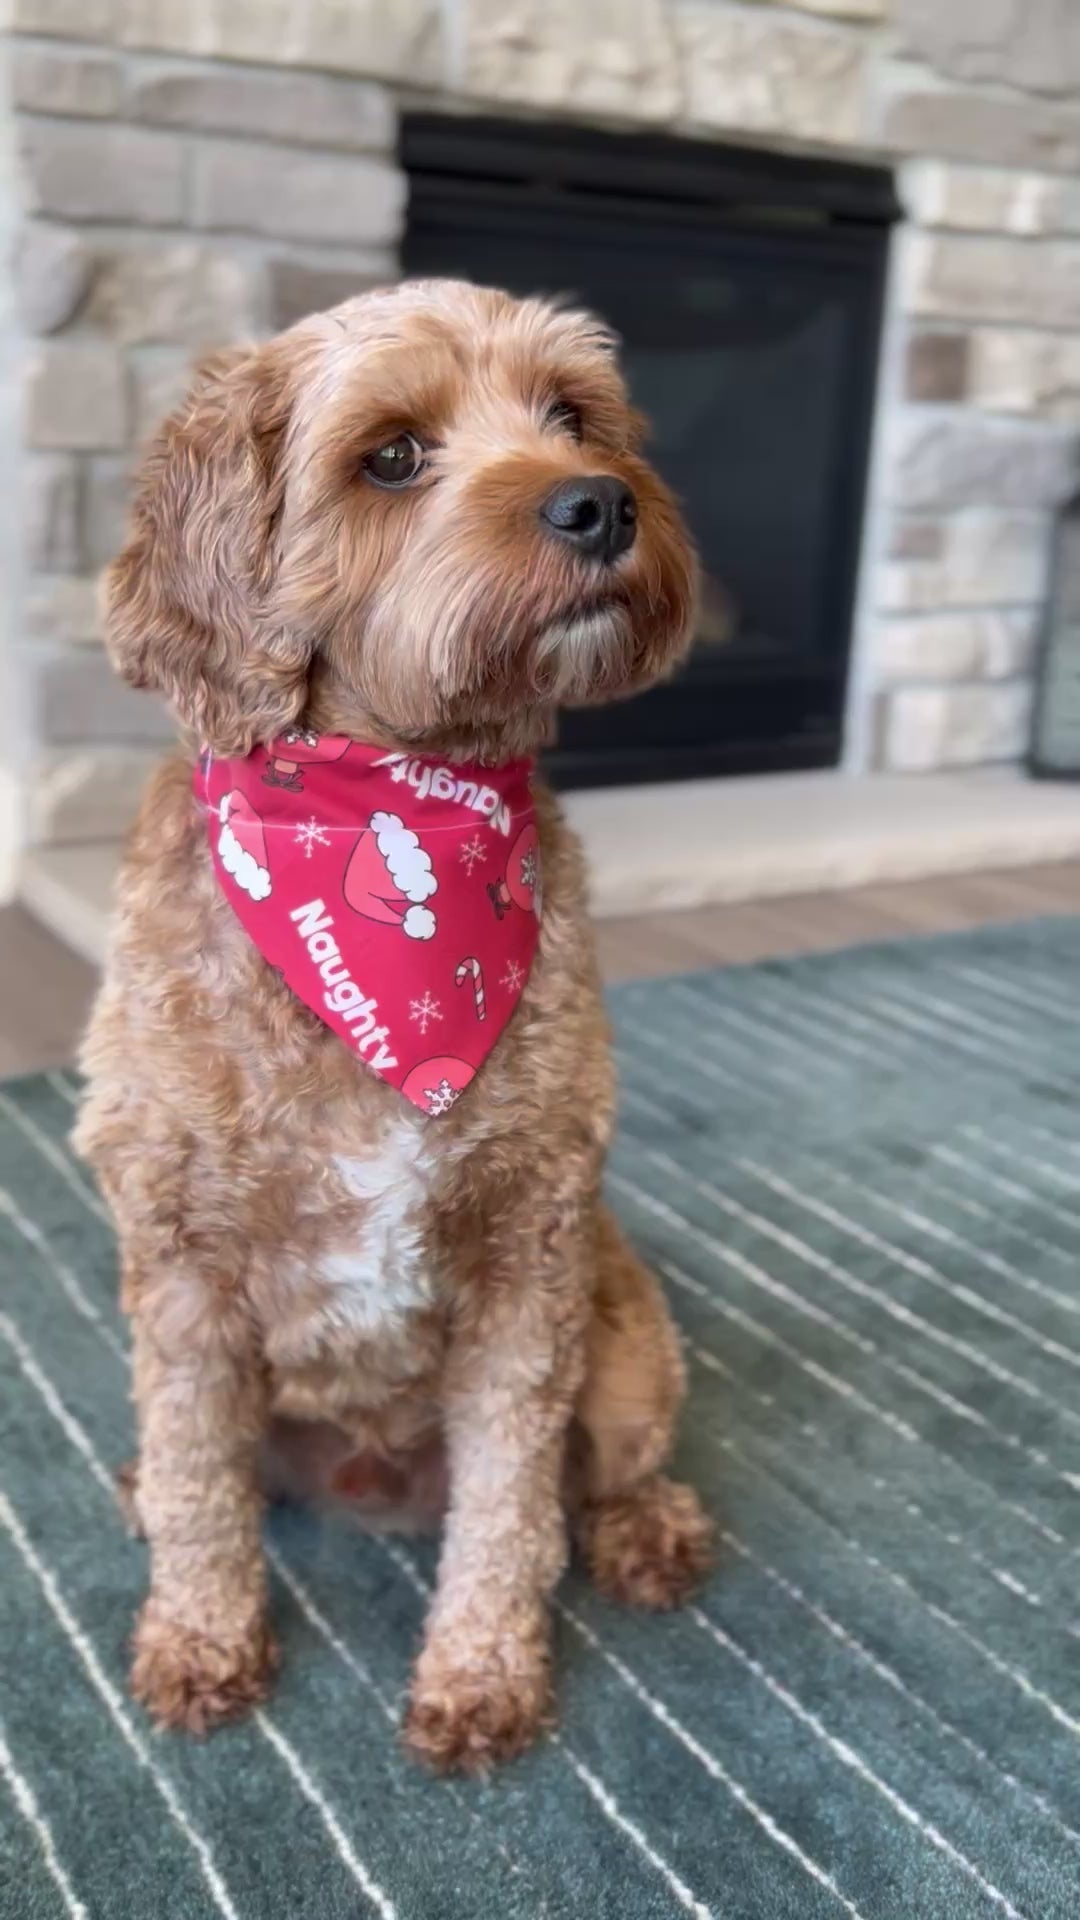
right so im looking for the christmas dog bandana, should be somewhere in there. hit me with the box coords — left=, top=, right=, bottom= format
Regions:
left=196, top=730, right=541, bottom=1116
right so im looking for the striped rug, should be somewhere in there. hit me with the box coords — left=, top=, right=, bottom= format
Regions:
left=2, top=917, right=1080, bottom=1920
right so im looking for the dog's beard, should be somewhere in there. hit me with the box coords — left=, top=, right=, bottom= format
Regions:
left=531, top=601, right=631, bottom=702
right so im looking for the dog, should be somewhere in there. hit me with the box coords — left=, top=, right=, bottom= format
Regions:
left=75, top=279, right=711, bottom=1774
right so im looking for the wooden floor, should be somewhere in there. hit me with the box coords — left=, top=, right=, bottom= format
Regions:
left=3, top=859, right=1080, bottom=1078
left=592, top=860, right=1080, bottom=981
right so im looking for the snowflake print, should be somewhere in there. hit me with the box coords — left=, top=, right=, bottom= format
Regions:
left=500, top=959, right=525, bottom=993
left=519, top=846, right=538, bottom=891
left=459, top=833, right=488, bottom=875
left=293, top=816, right=330, bottom=859
left=409, top=990, right=443, bottom=1036
left=424, top=1077, right=461, bottom=1117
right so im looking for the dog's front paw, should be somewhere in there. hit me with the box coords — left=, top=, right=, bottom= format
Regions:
left=131, top=1601, right=279, bottom=1735
left=578, top=1474, right=713, bottom=1610
left=403, top=1634, right=553, bottom=1775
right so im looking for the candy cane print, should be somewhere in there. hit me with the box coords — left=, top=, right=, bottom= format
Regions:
left=455, top=956, right=486, bottom=1021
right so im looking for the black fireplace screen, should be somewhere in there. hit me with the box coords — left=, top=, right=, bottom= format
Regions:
left=401, top=116, right=898, bottom=789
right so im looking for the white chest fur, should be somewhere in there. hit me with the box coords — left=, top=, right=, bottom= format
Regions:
left=309, top=1112, right=438, bottom=1348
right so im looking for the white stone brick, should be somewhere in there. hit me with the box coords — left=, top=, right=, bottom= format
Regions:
left=881, top=85, right=1080, bottom=175
left=20, top=121, right=186, bottom=226
left=677, top=3, right=867, bottom=146
left=887, top=411, right=1078, bottom=512
left=209, top=0, right=307, bottom=63
left=877, top=512, right=1050, bottom=612
left=12, top=46, right=123, bottom=117
left=1044, top=178, right=1080, bottom=235
left=902, top=162, right=1061, bottom=237
left=84, top=455, right=133, bottom=571
left=893, top=0, right=1080, bottom=97
left=129, top=0, right=440, bottom=79
left=87, top=242, right=260, bottom=348
left=26, top=748, right=160, bottom=845
left=25, top=344, right=129, bottom=452
left=131, top=351, right=195, bottom=447
left=25, top=577, right=103, bottom=646
left=887, top=518, right=945, bottom=563
left=901, top=232, right=1080, bottom=330
left=876, top=609, right=1040, bottom=684
left=120, top=0, right=216, bottom=53
left=882, top=681, right=1034, bottom=772
left=191, top=140, right=405, bottom=246
left=783, top=0, right=884, bottom=15
left=130, top=61, right=395, bottom=152
left=10, top=0, right=115, bottom=35
left=464, top=0, right=681, bottom=123
left=297, top=0, right=441, bottom=85
left=28, top=650, right=175, bottom=746
left=267, top=256, right=394, bottom=332
left=23, top=456, right=82, bottom=575
left=968, top=331, right=1080, bottom=423
left=14, top=224, right=91, bottom=335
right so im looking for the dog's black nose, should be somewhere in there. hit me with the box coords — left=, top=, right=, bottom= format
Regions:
left=540, top=476, right=637, bottom=564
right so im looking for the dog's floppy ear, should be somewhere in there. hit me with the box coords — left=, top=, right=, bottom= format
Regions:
left=103, top=340, right=311, bottom=754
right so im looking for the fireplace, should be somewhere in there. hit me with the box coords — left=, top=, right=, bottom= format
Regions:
left=401, top=115, right=898, bottom=789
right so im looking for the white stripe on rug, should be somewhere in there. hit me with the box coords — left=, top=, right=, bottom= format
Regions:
left=714, top=1430, right=1080, bottom=1745
left=689, top=1605, right=1032, bottom=1920
left=11, top=1088, right=1076, bottom=1918
left=0, top=1186, right=129, bottom=1362
left=0, top=1311, right=116, bottom=1498
left=742, top=1162, right=1080, bottom=1370
left=0, top=1092, right=109, bottom=1226
left=251, top=1710, right=397, bottom=1920
left=613, top=1170, right=1069, bottom=1544
left=0, top=1489, right=240, bottom=1920
left=0, top=1714, right=89, bottom=1920
left=651, top=1152, right=1080, bottom=1485
left=0, top=1334, right=399, bottom=1920
left=818, top=1168, right=1080, bottom=1321
left=913, top=1165, right=1076, bottom=1271
left=718, top=1531, right=1080, bottom=1855
left=556, top=1743, right=714, bottom=1920
left=683, top=1303, right=1053, bottom=1608
left=932, top=1146, right=1080, bottom=1239
left=45, top=1072, right=79, bottom=1109
left=3, top=1165, right=527, bottom=1899
left=559, top=1601, right=871, bottom=1920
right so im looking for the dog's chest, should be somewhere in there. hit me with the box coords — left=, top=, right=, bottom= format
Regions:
left=275, top=1110, right=443, bottom=1370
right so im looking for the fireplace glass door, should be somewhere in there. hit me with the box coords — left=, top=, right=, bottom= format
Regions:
left=401, top=116, right=897, bottom=787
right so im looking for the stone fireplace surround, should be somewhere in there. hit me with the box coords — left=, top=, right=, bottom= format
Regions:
left=3, top=0, right=1080, bottom=914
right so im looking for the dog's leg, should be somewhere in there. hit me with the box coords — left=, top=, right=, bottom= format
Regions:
left=403, top=1193, right=591, bottom=1775
left=573, top=1206, right=713, bottom=1608
left=128, top=1292, right=277, bottom=1734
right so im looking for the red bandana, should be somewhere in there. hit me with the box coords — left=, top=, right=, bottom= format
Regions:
left=195, top=732, right=541, bottom=1116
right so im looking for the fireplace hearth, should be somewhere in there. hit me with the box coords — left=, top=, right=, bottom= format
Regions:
left=402, top=115, right=898, bottom=789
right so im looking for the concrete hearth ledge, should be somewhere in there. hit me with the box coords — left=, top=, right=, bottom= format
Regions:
left=18, top=768, right=1080, bottom=969
left=566, top=769, right=1080, bottom=917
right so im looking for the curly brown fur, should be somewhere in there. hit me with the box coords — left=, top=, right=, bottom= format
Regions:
left=130, top=1608, right=280, bottom=1737
left=576, top=1477, right=715, bottom=1611
left=76, top=278, right=711, bottom=1771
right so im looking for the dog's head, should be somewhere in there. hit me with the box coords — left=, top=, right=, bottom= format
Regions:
left=105, top=279, right=698, bottom=758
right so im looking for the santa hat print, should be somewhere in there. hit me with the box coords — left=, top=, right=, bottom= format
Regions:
left=218, top=789, right=272, bottom=902
left=196, top=738, right=540, bottom=1116
left=344, top=810, right=438, bottom=940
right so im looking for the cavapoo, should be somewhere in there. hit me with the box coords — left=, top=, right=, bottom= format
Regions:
left=76, top=278, right=712, bottom=1774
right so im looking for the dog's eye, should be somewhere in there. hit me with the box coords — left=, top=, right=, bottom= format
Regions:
left=544, top=400, right=583, bottom=440
left=363, top=433, right=425, bottom=488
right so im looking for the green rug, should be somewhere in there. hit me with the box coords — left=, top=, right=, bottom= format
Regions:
left=3, top=918, right=1080, bottom=1920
